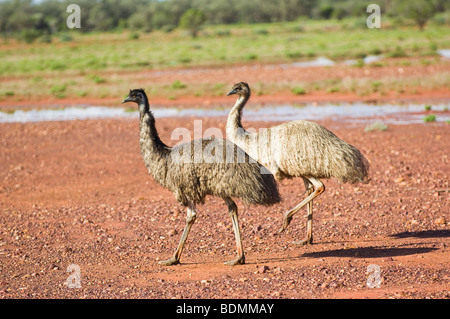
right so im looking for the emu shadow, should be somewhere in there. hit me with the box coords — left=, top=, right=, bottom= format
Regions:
left=390, top=229, right=450, bottom=239
left=301, top=246, right=438, bottom=259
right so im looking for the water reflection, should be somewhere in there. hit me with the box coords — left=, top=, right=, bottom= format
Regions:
left=1, top=102, right=448, bottom=124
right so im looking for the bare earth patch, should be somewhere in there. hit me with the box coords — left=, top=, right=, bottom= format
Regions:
left=0, top=115, right=448, bottom=299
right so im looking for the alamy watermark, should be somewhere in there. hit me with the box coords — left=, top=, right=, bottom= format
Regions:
left=66, top=4, right=81, bottom=29
left=169, top=120, right=274, bottom=175
left=66, top=264, right=81, bottom=288
left=65, top=4, right=380, bottom=30
left=367, top=4, right=381, bottom=29
left=366, top=264, right=381, bottom=288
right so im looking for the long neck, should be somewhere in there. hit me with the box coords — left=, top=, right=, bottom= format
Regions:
left=226, top=92, right=250, bottom=140
left=138, top=99, right=170, bottom=177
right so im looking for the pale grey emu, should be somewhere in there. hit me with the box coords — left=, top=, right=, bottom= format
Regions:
left=226, top=82, right=369, bottom=245
left=122, top=88, right=280, bottom=266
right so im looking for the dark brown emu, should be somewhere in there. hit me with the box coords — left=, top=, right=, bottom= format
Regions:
left=122, top=89, right=280, bottom=265
left=227, top=82, right=369, bottom=245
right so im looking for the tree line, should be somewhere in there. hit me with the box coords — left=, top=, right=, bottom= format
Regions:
left=0, top=0, right=448, bottom=41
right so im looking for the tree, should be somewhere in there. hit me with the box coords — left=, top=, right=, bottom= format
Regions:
left=179, top=8, right=206, bottom=38
left=396, top=0, right=435, bottom=30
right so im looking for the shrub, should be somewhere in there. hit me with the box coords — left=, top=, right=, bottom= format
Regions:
left=364, top=121, right=388, bottom=132
left=59, top=33, right=73, bottom=42
left=253, top=28, right=269, bottom=35
left=171, top=80, right=187, bottom=89
left=292, top=87, right=306, bottom=95
left=179, top=9, right=206, bottom=38
left=423, top=114, right=436, bottom=122
left=286, top=51, right=303, bottom=59
left=246, top=53, right=258, bottom=61
left=19, top=29, right=41, bottom=43
left=215, top=29, right=231, bottom=37
left=50, top=84, right=67, bottom=98
left=129, top=32, right=140, bottom=40
left=388, top=46, right=408, bottom=58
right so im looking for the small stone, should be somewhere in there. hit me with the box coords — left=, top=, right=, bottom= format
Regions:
left=167, top=229, right=177, bottom=236
left=434, top=217, right=446, bottom=225
left=258, top=265, right=269, bottom=274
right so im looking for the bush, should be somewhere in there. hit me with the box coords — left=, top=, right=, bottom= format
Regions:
left=388, top=46, right=408, bottom=58
left=215, top=29, right=231, bottom=37
left=179, top=9, right=206, bottom=38
left=286, top=51, right=303, bottom=59
left=292, top=87, right=306, bottom=95
left=171, top=80, right=187, bottom=89
left=59, top=33, right=73, bottom=42
left=364, top=121, right=388, bottom=132
left=423, top=114, right=436, bottom=122
left=50, top=84, right=67, bottom=98
left=394, top=0, right=435, bottom=31
left=245, top=53, right=258, bottom=61
left=161, top=24, right=176, bottom=33
left=129, top=32, right=140, bottom=40
left=19, top=29, right=41, bottom=43
left=253, top=28, right=269, bottom=35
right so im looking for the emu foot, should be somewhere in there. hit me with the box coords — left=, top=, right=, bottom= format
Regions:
left=224, top=255, right=245, bottom=266
left=278, top=216, right=293, bottom=234
left=293, top=236, right=313, bottom=246
left=159, top=257, right=180, bottom=266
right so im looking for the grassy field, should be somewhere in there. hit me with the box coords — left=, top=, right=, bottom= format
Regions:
left=1, top=18, right=449, bottom=103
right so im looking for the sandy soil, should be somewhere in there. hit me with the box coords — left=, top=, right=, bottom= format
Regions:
left=0, top=112, right=448, bottom=299
left=0, top=58, right=449, bottom=300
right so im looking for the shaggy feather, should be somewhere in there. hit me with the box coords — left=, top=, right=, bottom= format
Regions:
left=128, top=89, right=281, bottom=207
left=226, top=82, right=369, bottom=183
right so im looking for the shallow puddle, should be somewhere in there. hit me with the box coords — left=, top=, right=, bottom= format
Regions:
left=0, top=102, right=448, bottom=125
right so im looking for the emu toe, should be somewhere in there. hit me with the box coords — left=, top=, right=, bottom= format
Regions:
left=278, top=216, right=293, bottom=234
left=224, top=256, right=245, bottom=266
left=159, top=257, right=180, bottom=266
left=293, top=236, right=313, bottom=246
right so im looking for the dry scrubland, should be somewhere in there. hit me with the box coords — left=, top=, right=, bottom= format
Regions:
left=0, top=19, right=449, bottom=299
left=0, top=20, right=449, bottom=107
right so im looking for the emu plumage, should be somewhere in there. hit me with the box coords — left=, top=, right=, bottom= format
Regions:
left=226, top=82, right=369, bottom=245
left=122, top=88, right=280, bottom=265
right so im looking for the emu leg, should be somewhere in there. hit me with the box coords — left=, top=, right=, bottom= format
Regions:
left=159, top=203, right=196, bottom=266
left=294, top=180, right=314, bottom=245
left=224, top=198, right=245, bottom=266
left=278, top=177, right=324, bottom=236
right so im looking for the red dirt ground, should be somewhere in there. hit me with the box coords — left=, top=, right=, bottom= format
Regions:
left=0, top=60, right=449, bottom=299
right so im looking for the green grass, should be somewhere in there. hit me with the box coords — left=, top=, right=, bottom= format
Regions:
left=0, top=19, right=449, bottom=103
left=49, top=84, right=67, bottom=98
left=292, top=86, right=306, bottom=95
left=423, top=114, right=437, bottom=122
left=0, top=18, right=449, bottom=77
left=171, top=80, right=187, bottom=89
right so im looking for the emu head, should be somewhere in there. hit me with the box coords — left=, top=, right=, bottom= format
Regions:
left=122, top=88, right=147, bottom=104
left=122, top=88, right=149, bottom=113
left=227, top=82, right=250, bottom=97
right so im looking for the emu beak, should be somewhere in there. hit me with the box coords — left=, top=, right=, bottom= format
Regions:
left=227, top=89, right=238, bottom=96
left=122, top=96, right=131, bottom=104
